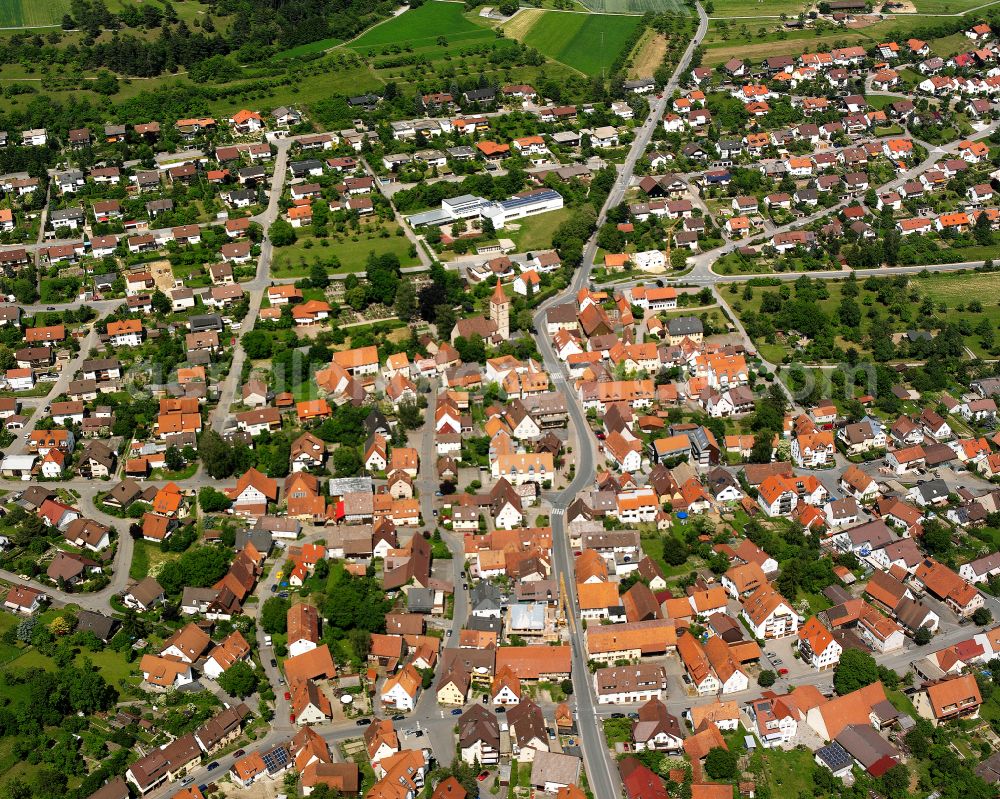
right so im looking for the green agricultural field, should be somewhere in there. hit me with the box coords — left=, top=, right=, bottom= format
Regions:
left=520, top=11, right=642, bottom=75
left=275, top=37, right=344, bottom=59
left=0, top=0, right=71, bottom=27
left=347, top=2, right=494, bottom=52
left=708, top=0, right=810, bottom=16
left=578, top=0, right=689, bottom=12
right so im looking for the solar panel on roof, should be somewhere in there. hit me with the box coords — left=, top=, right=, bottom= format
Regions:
left=817, top=742, right=852, bottom=771
left=261, top=745, right=289, bottom=773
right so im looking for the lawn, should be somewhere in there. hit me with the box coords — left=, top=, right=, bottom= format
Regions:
left=0, top=0, right=72, bottom=27
left=506, top=207, right=572, bottom=252
left=129, top=539, right=179, bottom=580
left=931, top=31, right=976, bottom=57
left=271, top=222, right=419, bottom=277
left=519, top=11, right=643, bottom=75
left=759, top=745, right=817, bottom=796
left=347, top=2, right=494, bottom=52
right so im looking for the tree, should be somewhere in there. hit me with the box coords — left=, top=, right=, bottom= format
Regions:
left=199, top=430, right=237, bottom=479
left=157, top=546, right=230, bottom=595
left=749, top=434, right=773, bottom=463
left=974, top=607, right=993, bottom=626
left=833, top=648, right=880, bottom=695
left=560, top=678, right=573, bottom=696
left=704, top=747, right=737, bottom=780
left=914, top=626, right=932, bottom=646
left=334, top=447, right=362, bottom=476
left=880, top=763, right=910, bottom=799
left=151, top=290, right=171, bottom=315
left=242, top=330, right=273, bottom=359
left=975, top=209, right=993, bottom=246
left=164, top=446, right=184, bottom=472
left=269, top=219, right=297, bottom=247
left=218, top=661, right=259, bottom=698
left=198, top=486, right=232, bottom=513
left=397, top=399, right=423, bottom=430
left=662, top=537, right=688, bottom=566
left=757, top=669, right=776, bottom=687
left=261, top=597, right=291, bottom=633
left=904, top=717, right=933, bottom=759
left=395, top=279, right=417, bottom=322
left=921, top=519, right=952, bottom=556
left=433, top=304, right=457, bottom=337
left=309, top=261, right=329, bottom=289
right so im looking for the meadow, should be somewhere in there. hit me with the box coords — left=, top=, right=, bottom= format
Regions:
left=730, top=270, right=1000, bottom=361
left=517, top=10, right=643, bottom=74
left=910, top=0, right=1000, bottom=11
left=271, top=222, right=420, bottom=277
left=347, top=2, right=495, bottom=53
left=0, top=0, right=71, bottom=27
left=707, top=0, right=811, bottom=17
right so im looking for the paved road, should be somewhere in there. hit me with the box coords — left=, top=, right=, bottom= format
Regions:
left=526, top=5, right=709, bottom=796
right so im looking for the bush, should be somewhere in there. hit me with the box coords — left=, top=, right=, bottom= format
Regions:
left=704, top=747, right=738, bottom=780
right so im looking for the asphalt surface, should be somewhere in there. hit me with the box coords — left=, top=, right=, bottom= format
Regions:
left=526, top=5, right=710, bottom=796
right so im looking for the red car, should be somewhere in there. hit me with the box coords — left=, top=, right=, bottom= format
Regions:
left=477, top=772, right=490, bottom=782
left=284, top=691, right=291, bottom=700
left=290, top=713, right=296, bottom=723
left=778, top=668, right=789, bottom=675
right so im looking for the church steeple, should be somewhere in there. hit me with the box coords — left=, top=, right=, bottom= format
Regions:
left=489, top=279, right=510, bottom=340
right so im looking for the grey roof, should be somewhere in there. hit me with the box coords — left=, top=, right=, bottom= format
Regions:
left=407, top=587, right=436, bottom=613
left=189, top=314, right=223, bottom=332
left=834, top=724, right=898, bottom=769
left=234, top=528, right=273, bottom=554
left=76, top=610, right=116, bottom=641
left=915, top=479, right=948, bottom=502
left=470, top=582, right=503, bottom=611
left=667, top=316, right=703, bottom=336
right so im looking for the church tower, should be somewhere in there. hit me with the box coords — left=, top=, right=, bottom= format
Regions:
left=489, top=279, right=510, bottom=340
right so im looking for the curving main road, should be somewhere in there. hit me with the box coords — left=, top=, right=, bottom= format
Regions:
left=529, top=4, right=709, bottom=796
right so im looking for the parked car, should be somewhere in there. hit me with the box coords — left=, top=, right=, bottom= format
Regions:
left=451, top=708, right=463, bottom=716
left=270, top=658, right=277, bottom=667
left=356, top=718, right=373, bottom=726
left=478, top=772, right=490, bottom=782
left=284, top=691, right=290, bottom=700
left=392, top=714, right=405, bottom=721
left=233, top=750, right=245, bottom=758
left=207, top=762, right=219, bottom=771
